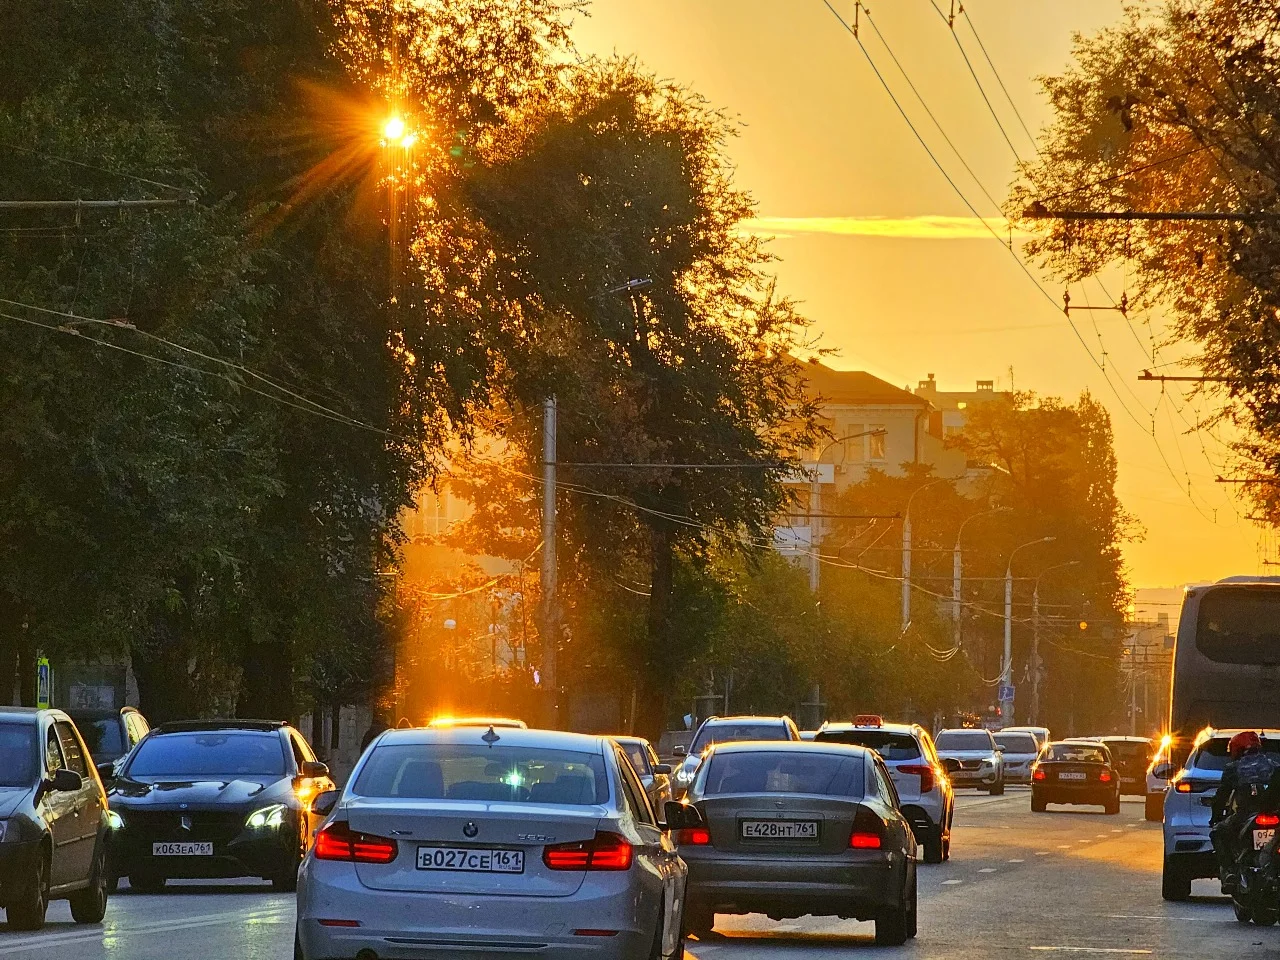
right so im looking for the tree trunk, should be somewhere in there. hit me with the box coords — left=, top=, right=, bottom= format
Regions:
left=0, top=593, right=22, bottom=706
left=637, top=525, right=674, bottom=740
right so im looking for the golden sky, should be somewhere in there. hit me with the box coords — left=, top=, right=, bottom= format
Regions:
left=574, top=0, right=1261, bottom=589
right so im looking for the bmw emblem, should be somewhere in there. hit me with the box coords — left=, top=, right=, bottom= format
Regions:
left=463, top=821, right=479, bottom=839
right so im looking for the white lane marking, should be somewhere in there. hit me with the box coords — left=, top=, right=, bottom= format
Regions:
left=1096, top=834, right=1108, bottom=839
left=1111, top=829, right=1124, bottom=833
left=1008, top=858, right=1026, bottom=863
left=979, top=868, right=998, bottom=873
left=1103, top=915, right=1201, bottom=923
left=1030, top=949, right=1152, bottom=955
left=1078, top=839, right=1092, bottom=844
left=0, top=910, right=285, bottom=956
left=1036, top=851, right=1050, bottom=856
left=941, top=879, right=964, bottom=885
left=1057, top=844, right=1071, bottom=849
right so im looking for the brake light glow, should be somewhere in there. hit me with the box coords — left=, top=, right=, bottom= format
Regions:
left=1032, top=768, right=1046, bottom=781
left=899, top=764, right=935, bottom=794
left=317, top=919, right=361, bottom=928
left=1175, top=781, right=1192, bottom=793
left=850, top=832, right=882, bottom=849
left=1099, top=770, right=1113, bottom=783
left=850, top=804, right=886, bottom=851
left=544, top=831, right=634, bottom=871
left=313, top=821, right=398, bottom=864
left=677, top=827, right=711, bottom=846
left=1258, top=814, right=1280, bottom=828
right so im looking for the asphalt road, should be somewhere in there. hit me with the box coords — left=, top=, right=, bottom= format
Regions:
left=1, top=789, right=1274, bottom=959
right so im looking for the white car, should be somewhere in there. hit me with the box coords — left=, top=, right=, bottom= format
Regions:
left=935, top=728, right=1006, bottom=794
left=296, top=726, right=690, bottom=959
left=1145, top=736, right=1175, bottom=821
left=815, top=716, right=954, bottom=863
left=1001, top=726, right=1051, bottom=752
left=994, top=730, right=1040, bottom=785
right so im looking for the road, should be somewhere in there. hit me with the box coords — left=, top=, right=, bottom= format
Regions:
left=0, top=789, right=1272, bottom=959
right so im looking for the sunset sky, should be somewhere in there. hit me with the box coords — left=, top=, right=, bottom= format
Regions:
left=574, top=0, right=1261, bottom=590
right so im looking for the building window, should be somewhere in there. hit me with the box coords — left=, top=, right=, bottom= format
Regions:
left=868, top=426, right=887, bottom=461
left=843, top=423, right=864, bottom=462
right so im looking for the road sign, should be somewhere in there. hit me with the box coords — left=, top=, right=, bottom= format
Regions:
left=36, top=657, right=51, bottom=709
left=998, top=684, right=1015, bottom=703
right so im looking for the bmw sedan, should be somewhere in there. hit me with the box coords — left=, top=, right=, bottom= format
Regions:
left=675, top=741, right=918, bottom=947
left=106, top=720, right=333, bottom=892
left=296, top=726, right=688, bottom=960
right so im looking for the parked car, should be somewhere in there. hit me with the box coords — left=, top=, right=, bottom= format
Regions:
left=1161, top=728, right=1280, bottom=901
left=1095, top=736, right=1154, bottom=797
left=815, top=716, right=954, bottom=863
left=67, top=706, right=150, bottom=776
left=105, top=720, right=334, bottom=892
left=0, top=707, right=111, bottom=930
left=613, top=736, right=674, bottom=812
left=994, top=730, right=1040, bottom=785
left=675, top=740, right=918, bottom=946
left=671, top=715, right=801, bottom=798
left=1031, top=740, right=1121, bottom=814
left=1145, top=736, right=1176, bottom=821
left=934, top=728, right=1005, bottom=794
left=296, top=726, right=688, bottom=960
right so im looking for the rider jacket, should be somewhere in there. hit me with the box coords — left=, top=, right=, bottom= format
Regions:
left=1212, top=751, right=1280, bottom=824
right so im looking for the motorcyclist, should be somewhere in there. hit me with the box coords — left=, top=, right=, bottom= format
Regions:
left=1210, top=731, right=1280, bottom=894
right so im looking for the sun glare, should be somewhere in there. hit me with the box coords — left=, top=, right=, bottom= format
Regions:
left=383, top=116, right=406, bottom=141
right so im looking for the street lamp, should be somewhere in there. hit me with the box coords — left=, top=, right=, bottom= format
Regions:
left=952, top=506, right=1013, bottom=648
left=901, top=476, right=951, bottom=632
left=1002, top=536, right=1056, bottom=721
left=1030, top=560, right=1080, bottom=724
left=805, top=429, right=887, bottom=591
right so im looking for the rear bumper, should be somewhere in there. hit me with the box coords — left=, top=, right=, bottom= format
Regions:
left=1167, top=850, right=1217, bottom=881
left=683, top=853, right=901, bottom=920
left=297, top=858, right=657, bottom=960
left=0, top=840, right=42, bottom=908
left=1033, top=785, right=1116, bottom=806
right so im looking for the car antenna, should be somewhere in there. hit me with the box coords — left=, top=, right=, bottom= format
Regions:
left=482, top=726, right=501, bottom=748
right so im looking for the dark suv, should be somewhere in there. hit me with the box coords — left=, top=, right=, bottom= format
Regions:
left=0, top=707, right=111, bottom=930
left=66, top=706, right=150, bottom=776
left=106, top=720, right=334, bottom=892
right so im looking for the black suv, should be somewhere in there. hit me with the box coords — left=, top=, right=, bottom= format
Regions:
left=106, top=720, right=333, bottom=892
left=0, top=707, right=111, bottom=930
left=66, top=706, right=150, bottom=776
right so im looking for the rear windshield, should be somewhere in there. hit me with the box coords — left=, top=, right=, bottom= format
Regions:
left=814, top=730, right=921, bottom=761
left=0, top=722, right=37, bottom=787
left=935, top=731, right=993, bottom=752
left=699, top=750, right=864, bottom=798
left=691, top=722, right=789, bottom=754
left=1191, top=738, right=1280, bottom=772
left=78, top=718, right=126, bottom=763
left=1101, top=741, right=1152, bottom=761
left=354, top=744, right=609, bottom=805
left=126, top=732, right=286, bottom=778
left=1196, top=587, right=1280, bottom=665
left=994, top=733, right=1038, bottom=754
left=1044, top=743, right=1108, bottom=764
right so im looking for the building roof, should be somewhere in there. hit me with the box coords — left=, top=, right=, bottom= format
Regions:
left=800, top=360, right=929, bottom=408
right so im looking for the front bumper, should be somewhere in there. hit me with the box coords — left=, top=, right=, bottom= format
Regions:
left=948, top=767, right=999, bottom=787
left=110, top=808, right=301, bottom=880
left=297, top=858, right=656, bottom=960
left=0, top=839, right=42, bottom=908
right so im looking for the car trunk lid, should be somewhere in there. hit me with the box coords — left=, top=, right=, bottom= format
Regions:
left=695, top=794, right=859, bottom=855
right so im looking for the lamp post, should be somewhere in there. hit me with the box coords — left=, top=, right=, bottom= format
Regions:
left=1030, top=560, right=1079, bottom=725
left=901, top=477, right=951, bottom=633
left=806, top=430, right=886, bottom=591
left=1002, top=536, right=1056, bottom=722
left=952, top=506, right=1013, bottom=649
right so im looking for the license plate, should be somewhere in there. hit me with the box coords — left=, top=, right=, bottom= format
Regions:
left=1058, top=772, right=1087, bottom=781
left=416, top=847, right=525, bottom=873
left=740, top=820, right=819, bottom=840
left=1255, top=829, right=1275, bottom=851
left=152, top=842, right=213, bottom=856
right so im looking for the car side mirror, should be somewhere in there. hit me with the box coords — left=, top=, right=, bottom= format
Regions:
left=662, top=801, right=705, bottom=832
left=995, top=745, right=1006, bottom=753
left=51, top=769, right=83, bottom=793
left=1152, top=762, right=1173, bottom=780
left=654, top=763, right=672, bottom=776
left=96, top=761, right=116, bottom=783
left=300, top=760, right=330, bottom=779
left=672, top=745, right=687, bottom=758
left=311, top=789, right=339, bottom=817
left=942, top=757, right=961, bottom=774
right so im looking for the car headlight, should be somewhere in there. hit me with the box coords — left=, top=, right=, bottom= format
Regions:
left=245, top=803, right=288, bottom=829
left=106, top=811, right=124, bottom=830
left=0, top=820, right=7, bottom=843
left=675, top=766, right=696, bottom=784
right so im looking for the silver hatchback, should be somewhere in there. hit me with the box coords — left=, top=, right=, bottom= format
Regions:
left=296, top=727, right=689, bottom=960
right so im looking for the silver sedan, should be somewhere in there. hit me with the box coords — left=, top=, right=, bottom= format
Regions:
left=296, top=727, right=688, bottom=960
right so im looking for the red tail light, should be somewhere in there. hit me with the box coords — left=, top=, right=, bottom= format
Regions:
left=544, top=831, right=634, bottom=871
left=1258, top=813, right=1280, bottom=828
left=314, top=821, right=398, bottom=864
left=677, top=827, right=711, bottom=846
left=1099, top=770, right=1113, bottom=783
left=1032, top=768, right=1046, bottom=781
left=898, top=764, right=935, bottom=794
left=850, top=832, right=882, bottom=849
left=849, top=804, right=886, bottom=851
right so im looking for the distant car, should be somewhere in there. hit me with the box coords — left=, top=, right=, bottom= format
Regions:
left=613, top=735, right=674, bottom=811
left=994, top=731, right=1040, bottom=785
left=1031, top=740, right=1120, bottom=814
left=671, top=715, right=801, bottom=798
left=105, top=720, right=334, bottom=892
left=676, top=740, right=918, bottom=946
left=934, top=728, right=1005, bottom=794
left=1002, top=726, right=1051, bottom=751
left=799, top=730, right=818, bottom=741
left=426, top=717, right=528, bottom=730
left=1095, top=736, right=1154, bottom=797
left=66, top=706, right=150, bottom=775
left=1145, top=737, right=1176, bottom=821
left=1161, top=728, right=1280, bottom=901
left=296, top=726, right=688, bottom=960
left=815, top=716, right=954, bottom=863
left=0, top=707, right=111, bottom=930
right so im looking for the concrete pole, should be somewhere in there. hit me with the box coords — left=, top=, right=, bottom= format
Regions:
left=1002, top=565, right=1013, bottom=722
left=1030, top=584, right=1040, bottom=724
left=541, top=397, right=558, bottom=725
left=952, top=543, right=962, bottom=650
left=901, top=512, right=912, bottom=633
left=809, top=474, right=821, bottom=592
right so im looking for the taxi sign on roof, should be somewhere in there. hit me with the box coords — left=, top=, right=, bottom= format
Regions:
left=853, top=714, right=884, bottom=727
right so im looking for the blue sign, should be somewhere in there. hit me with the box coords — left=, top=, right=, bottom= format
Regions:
left=998, top=684, right=1015, bottom=703
left=36, top=657, right=51, bottom=709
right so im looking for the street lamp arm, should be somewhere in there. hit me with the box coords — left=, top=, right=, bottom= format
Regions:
left=955, top=505, right=1013, bottom=548
left=1006, top=536, right=1057, bottom=575
left=811, top=428, right=888, bottom=465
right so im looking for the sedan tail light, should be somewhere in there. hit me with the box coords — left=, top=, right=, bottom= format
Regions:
left=544, top=831, right=634, bottom=871
left=898, top=764, right=935, bottom=794
left=849, top=805, right=885, bottom=851
left=676, top=827, right=711, bottom=846
left=1099, top=770, right=1113, bottom=783
left=1032, top=768, right=1046, bottom=781
left=1258, top=813, right=1280, bottom=828
left=314, top=820, right=398, bottom=864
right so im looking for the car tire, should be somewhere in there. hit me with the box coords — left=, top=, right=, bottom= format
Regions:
left=69, top=842, right=110, bottom=924
left=129, top=871, right=166, bottom=894
left=685, top=902, right=715, bottom=941
left=1105, top=796, right=1121, bottom=815
left=942, top=834, right=952, bottom=861
left=1254, top=905, right=1279, bottom=927
left=874, top=877, right=912, bottom=946
left=1161, top=857, right=1192, bottom=901
left=1031, top=795, right=1047, bottom=813
left=922, top=825, right=945, bottom=864
left=6, top=847, right=50, bottom=931
left=1233, top=898, right=1253, bottom=924
left=906, top=869, right=918, bottom=939
left=989, top=777, right=1005, bottom=796
left=1144, top=794, right=1163, bottom=822
left=294, top=925, right=307, bottom=960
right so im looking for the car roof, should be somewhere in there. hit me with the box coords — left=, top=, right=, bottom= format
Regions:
left=0, top=706, right=62, bottom=723
left=707, top=740, right=869, bottom=758
left=700, top=715, right=791, bottom=725
left=1096, top=736, right=1152, bottom=743
left=937, top=727, right=993, bottom=735
left=151, top=720, right=288, bottom=734
left=610, top=735, right=651, bottom=746
left=426, top=717, right=528, bottom=729
left=819, top=721, right=919, bottom=736
left=1192, top=728, right=1280, bottom=746
left=375, top=727, right=609, bottom=752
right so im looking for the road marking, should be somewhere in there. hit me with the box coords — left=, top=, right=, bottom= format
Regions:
left=1111, top=829, right=1124, bottom=833
left=1036, top=851, right=1050, bottom=856
left=979, top=868, right=998, bottom=873
left=1102, top=915, right=1201, bottom=923
left=1008, top=858, right=1025, bottom=863
left=0, top=909, right=285, bottom=956
left=942, top=879, right=964, bottom=885
left=1058, top=844, right=1071, bottom=849
left=1078, top=839, right=1092, bottom=844
left=1030, top=949, right=1152, bottom=955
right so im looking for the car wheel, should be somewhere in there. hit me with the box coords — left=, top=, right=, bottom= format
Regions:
left=69, top=842, right=110, bottom=924
left=906, top=869, right=918, bottom=939
left=990, top=777, right=1005, bottom=796
left=922, top=823, right=945, bottom=864
left=685, top=902, right=715, bottom=941
left=874, top=883, right=911, bottom=946
left=129, top=871, right=166, bottom=894
left=1233, top=898, right=1253, bottom=924
left=6, top=847, right=50, bottom=931
left=942, top=834, right=952, bottom=861
left=1031, top=795, right=1047, bottom=813
left=1254, top=905, right=1279, bottom=927
left=294, top=925, right=307, bottom=960
left=1161, top=857, right=1192, bottom=901
left=1105, top=796, right=1121, bottom=815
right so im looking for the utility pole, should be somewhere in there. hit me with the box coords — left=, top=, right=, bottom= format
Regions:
left=953, top=507, right=1013, bottom=651
left=1030, top=560, right=1079, bottom=725
left=1004, top=537, right=1055, bottom=723
left=541, top=397, right=558, bottom=727
left=901, top=477, right=948, bottom=634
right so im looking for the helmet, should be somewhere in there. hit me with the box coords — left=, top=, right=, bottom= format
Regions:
left=1229, top=730, right=1263, bottom=759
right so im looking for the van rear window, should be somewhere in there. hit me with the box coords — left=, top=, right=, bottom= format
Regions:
left=1196, top=587, right=1280, bottom=665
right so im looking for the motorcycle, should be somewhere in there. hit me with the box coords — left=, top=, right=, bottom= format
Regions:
left=1230, top=811, right=1280, bottom=926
